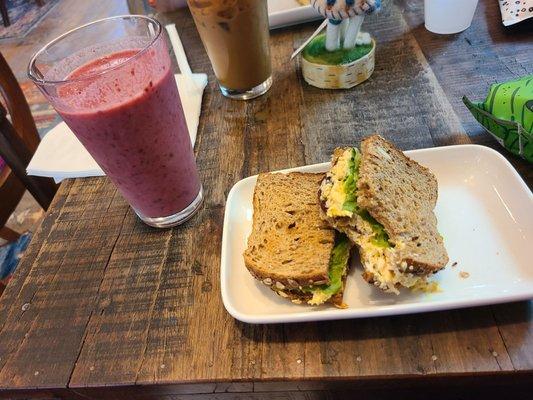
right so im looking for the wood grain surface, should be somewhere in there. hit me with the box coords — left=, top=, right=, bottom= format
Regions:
left=0, top=0, right=532, bottom=399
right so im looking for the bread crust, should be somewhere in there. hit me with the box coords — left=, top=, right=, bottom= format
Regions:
left=269, top=274, right=348, bottom=308
left=243, top=172, right=336, bottom=289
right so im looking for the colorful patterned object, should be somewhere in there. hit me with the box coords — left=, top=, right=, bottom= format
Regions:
left=463, top=75, right=533, bottom=163
left=498, top=0, right=533, bottom=26
left=311, top=0, right=381, bottom=20
left=309, top=0, right=381, bottom=51
left=302, top=0, right=380, bottom=88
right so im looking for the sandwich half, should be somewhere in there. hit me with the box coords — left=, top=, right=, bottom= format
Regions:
left=319, top=135, right=448, bottom=294
left=244, top=172, right=352, bottom=307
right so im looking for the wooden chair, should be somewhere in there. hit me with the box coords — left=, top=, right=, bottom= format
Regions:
left=0, top=51, right=57, bottom=242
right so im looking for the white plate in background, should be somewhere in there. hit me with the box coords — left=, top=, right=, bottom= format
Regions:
left=268, top=0, right=321, bottom=29
left=221, top=145, right=533, bottom=324
left=172, top=0, right=320, bottom=29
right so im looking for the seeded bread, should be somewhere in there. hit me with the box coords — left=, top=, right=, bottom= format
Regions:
left=357, top=135, right=448, bottom=273
left=319, top=208, right=366, bottom=243
left=270, top=282, right=347, bottom=308
left=244, top=172, right=336, bottom=289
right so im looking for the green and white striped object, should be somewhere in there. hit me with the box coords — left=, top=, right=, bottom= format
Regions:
left=463, top=75, right=533, bottom=163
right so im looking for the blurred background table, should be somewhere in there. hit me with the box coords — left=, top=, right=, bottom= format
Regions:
left=0, top=1, right=531, bottom=399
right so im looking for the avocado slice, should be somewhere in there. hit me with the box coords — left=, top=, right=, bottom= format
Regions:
left=306, top=233, right=351, bottom=305
left=341, top=148, right=360, bottom=213
left=360, top=210, right=390, bottom=248
left=341, top=148, right=391, bottom=248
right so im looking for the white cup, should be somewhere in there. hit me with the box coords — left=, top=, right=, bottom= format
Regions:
left=424, top=0, right=479, bottom=34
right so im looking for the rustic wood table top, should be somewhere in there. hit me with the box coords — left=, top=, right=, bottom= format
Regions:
left=0, top=1, right=532, bottom=399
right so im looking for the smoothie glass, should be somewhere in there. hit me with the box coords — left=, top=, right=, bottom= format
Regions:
left=28, top=15, right=203, bottom=228
left=187, top=0, right=272, bottom=100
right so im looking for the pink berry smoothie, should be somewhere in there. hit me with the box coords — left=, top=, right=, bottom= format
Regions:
left=55, top=44, right=201, bottom=218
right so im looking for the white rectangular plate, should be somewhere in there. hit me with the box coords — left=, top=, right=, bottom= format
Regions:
left=268, top=0, right=321, bottom=29
left=221, top=145, right=533, bottom=324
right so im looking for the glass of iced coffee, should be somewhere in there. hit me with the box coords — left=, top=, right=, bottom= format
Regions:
left=187, top=0, right=272, bottom=100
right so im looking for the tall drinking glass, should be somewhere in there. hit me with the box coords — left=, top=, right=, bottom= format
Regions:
left=28, top=15, right=203, bottom=228
left=187, top=0, right=272, bottom=100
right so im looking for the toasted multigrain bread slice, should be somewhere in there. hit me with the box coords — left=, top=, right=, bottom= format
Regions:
left=356, top=135, right=448, bottom=274
left=243, top=172, right=336, bottom=290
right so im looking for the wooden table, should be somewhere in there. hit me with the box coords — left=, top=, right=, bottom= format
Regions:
left=1, top=1, right=532, bottom=399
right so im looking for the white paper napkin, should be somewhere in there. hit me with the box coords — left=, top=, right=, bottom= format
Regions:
left=27, top=24, right=207, bottom=184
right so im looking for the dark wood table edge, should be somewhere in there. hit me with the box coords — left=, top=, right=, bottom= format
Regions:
left=1, top=370, right=531, bottom=399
